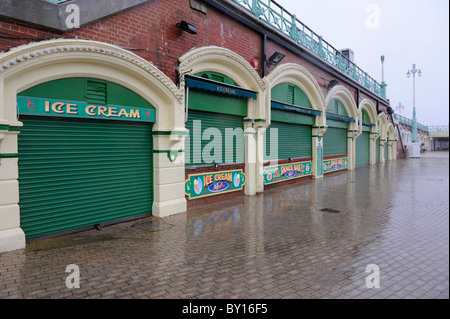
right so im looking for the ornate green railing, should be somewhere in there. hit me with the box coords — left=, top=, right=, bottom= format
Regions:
left=234, top=0, right=387, bottom=99
left=394, top=114, right=429, bottom=132
left=43, top=0, right=71, bottom=4
left=428, top=125, right=449, bottom=132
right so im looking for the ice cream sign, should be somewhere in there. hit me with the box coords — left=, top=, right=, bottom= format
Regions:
left=17, top=96, right=156, bottom=123
left=185, top=170, right=246, bottom=200
left=263, top=161, right=312, bottom=185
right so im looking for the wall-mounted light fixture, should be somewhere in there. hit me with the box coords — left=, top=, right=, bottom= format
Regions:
left=327, top=79, right=339, bottom=91
left=176, top=21, right=197, bottom=34
left=267, top=51, right=285, bottom=66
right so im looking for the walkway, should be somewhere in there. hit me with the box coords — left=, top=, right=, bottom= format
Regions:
left=0, top=154, right=448, bottom=299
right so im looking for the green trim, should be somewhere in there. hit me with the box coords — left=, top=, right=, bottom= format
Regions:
left=152, top=131, right=189, bottom=136
left=154, top=149, right=185, bottom=162
left=0, top=125, right=21, bottom=132
left=243, top=119, right=267, bottom=123
left=0, top=153, right=19, bottom=158
left=9, top=126, right=22, bottom=132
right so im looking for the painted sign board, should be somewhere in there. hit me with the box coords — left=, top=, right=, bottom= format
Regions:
left=17, top=96, right=156, bottom=123
left=263, top=161, right=312, bottom=185
left=323, top=157, right=348, bottom=174
left=185, top=169, right=246, bottom=200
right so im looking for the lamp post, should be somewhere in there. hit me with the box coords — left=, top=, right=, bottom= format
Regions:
left=396, top=102, right=404, bottom=116
left=380, top=55, right=387, bottom=97
left=407, top=64, right=422, bottom=143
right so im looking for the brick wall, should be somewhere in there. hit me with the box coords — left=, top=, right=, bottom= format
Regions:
left=1, top=0, right=385, bottom=113
left=0, top=0, right=261, bottom=83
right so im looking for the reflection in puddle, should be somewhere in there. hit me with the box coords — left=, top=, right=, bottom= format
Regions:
left=187, top=206, right=244, bottom=237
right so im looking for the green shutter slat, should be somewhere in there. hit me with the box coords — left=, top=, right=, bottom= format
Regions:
left=264, top=121, right=312, bottom=161
left=86, top=80, right=107, bottom=104
left=18, top=116, right=153, bottom=238
left=355, top=132, right=370, bottom=167
left=323, top=127, right=347, bottom=156
left=384, top=142, right=388, bottom=160
left=287, top=85, right=295, bottom=105
left=185, top=111, right=244, bottom=166
left=376, top=138, right=381, bottom=162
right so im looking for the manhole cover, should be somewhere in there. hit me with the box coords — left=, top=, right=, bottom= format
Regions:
left=320, top=208, right=341, bottom=214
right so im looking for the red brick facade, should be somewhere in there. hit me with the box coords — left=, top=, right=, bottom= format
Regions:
left=1, top=0, right=386, bottom=113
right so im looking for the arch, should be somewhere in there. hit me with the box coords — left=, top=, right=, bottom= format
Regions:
left=358, top=98, right=378, bottom=125
left=401, top=129, right=408, bottom=146
left=0, top=39, right=186, bottom=252
left=264, top=63, right=326, bottom=126
left=387, top=123, right=395, bottom=140
left=386, top=123, right=396, bottom=160
left=178, top=46, right=265, bottom=121
left=1, top=38, right=183, bottom=131
left=377, top=112, right=389, bottom=140
left=325, top=85, right=358, bottom=120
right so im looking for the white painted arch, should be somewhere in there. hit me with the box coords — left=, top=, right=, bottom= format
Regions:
left=377, top=112, right=389, bottom=141
left=264, top=63, right=326, bottom=126
left=325, top=85, right=358, bottom=120
left=178, top=46, right=266, bottom=121
left=0, top=38, right=184, bottom=130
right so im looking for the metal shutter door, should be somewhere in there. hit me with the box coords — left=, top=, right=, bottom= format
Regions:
left=376, top=138, right=381, bottom=162
left=355, top=131, right=370, bottom=167
left=264, top=121, right=312, bottom=161
left=384, top=142, right=389, bottom=160
left=323, top=127, right=347, bottom=156
left=185, top=110, right=244, bottom=165
left=18, top=116, right=153, bottom=238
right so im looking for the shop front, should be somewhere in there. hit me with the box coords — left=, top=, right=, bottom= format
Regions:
left=355, top=109, right=374, bottom=168
left=263, top=83, right=319, bottom=185
left=323, top=99, right=353, bottom=174
left=17, top=78, right=156, bottom=239
left=184, top=72, right=253, bottom=202
left=0, top=39, right=185, bottom=252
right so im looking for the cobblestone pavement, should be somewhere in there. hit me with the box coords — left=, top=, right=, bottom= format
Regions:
left=1, top=153, right=448, bottom=299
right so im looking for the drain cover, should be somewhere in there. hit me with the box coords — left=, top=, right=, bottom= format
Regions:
left=320, top=208, right=340, bottom=214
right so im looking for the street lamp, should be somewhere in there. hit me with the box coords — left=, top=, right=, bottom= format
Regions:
left=406, top=64, right=422, bottom=143
left=396, top=102, right=404, bottom=116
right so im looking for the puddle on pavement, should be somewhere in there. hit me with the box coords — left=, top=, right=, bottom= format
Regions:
left=131, top=219, right=174, bottom=232
left=24, top=234, right=121, bottom=253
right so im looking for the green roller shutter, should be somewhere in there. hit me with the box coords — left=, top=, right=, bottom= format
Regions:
left=384, top=142, right=389, bottom=161
left=18, top=116, right=153, bottom=238
left=323, top=127, right=347, bottom=156
left=185, top=110, right=244, bottom=165
left=264, top=121, right=312, bottom=161
left=376, top=138, right=381, bottom=162
left=356, top=131, right=370, bottom=167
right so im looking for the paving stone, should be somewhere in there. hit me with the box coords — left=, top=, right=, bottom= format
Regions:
left=0, top=155, right=448, bottom=299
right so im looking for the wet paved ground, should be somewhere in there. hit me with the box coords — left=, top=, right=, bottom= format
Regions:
left=1, top=152, right=448, bottom=299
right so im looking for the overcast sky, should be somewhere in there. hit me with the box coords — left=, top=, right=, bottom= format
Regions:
left=275, top=0, right=449, bottom=126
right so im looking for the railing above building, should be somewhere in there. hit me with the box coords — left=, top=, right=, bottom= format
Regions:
left=428, top=125, right=449, bottom=132
left=394, top=114, right=429, bottom=132
left=43, top=0, right=70, bottom=3
left=233, top=0, right=387, bottom=99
